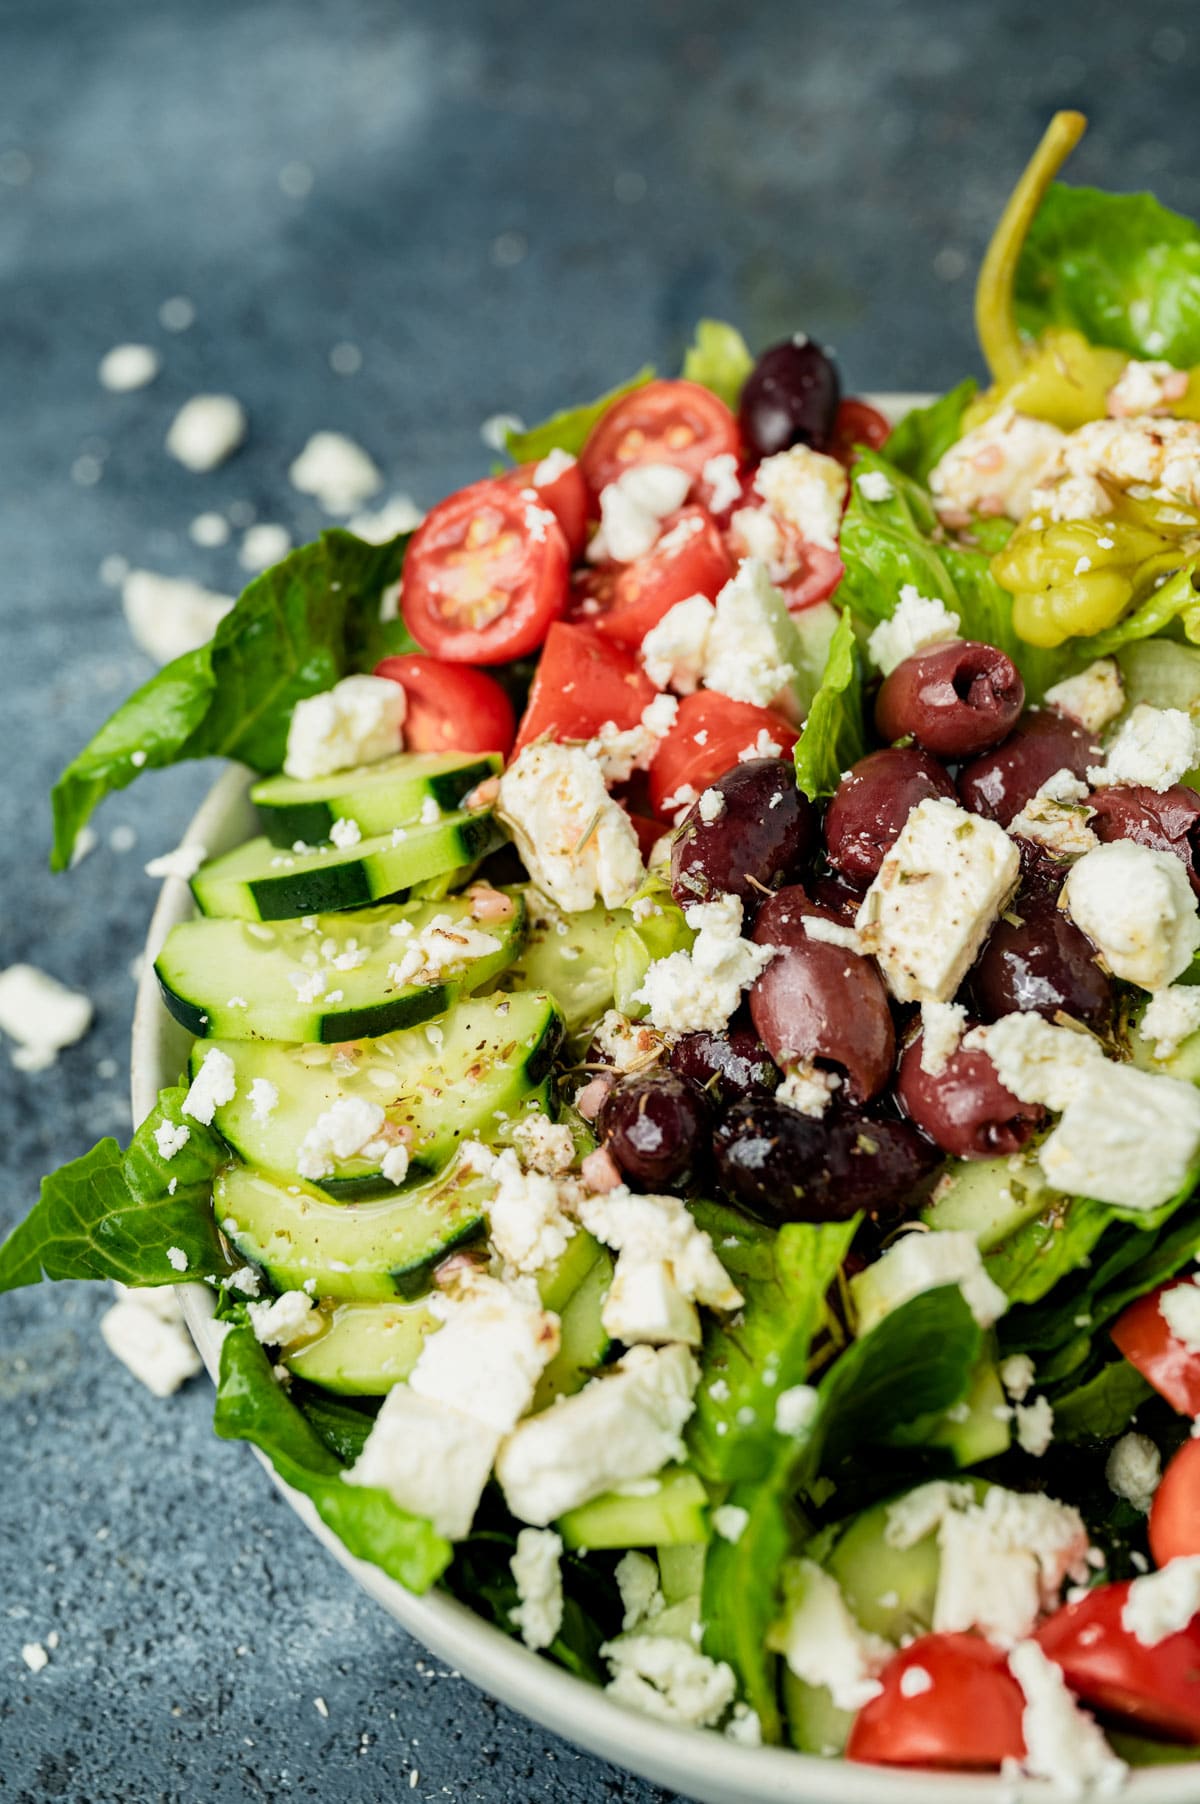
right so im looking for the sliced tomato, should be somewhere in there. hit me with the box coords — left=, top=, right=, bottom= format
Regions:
left=512, top=621, right=657, bottom=758
left=1037, top=1581, right=1200, bottom=1742
left=782, top=544, right=845, bottom=612
left=499, top=455, right=589, bottom=559
left=565, top=565, right=616, bottom=626
left=593, top=507, right=734, bottom=646
left=647, top=691, right=798, bottom=817
left=1111, top=1279, right=1200, bottom=1417
left=373, top=654, right=515, bottom=758
left=831, top=397, right=892, bottom=464
left=1150, top=1440, right=1200, bottom=1566
left=846, top=1634, right=1025, bottom=1771
left=400, top=476, right=569, bottom=665
left=579, top=379, right=741, bottom=501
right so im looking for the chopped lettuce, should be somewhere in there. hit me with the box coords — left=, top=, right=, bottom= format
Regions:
left=882, top=380, right=978, bottom=485
left=504, top=367, right=655, bottom=465
left=681, top=319, right=755, bottom=411
left=792, top=608, right=864, bottom=801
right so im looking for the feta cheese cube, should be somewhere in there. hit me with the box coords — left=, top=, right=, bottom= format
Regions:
left=0, top=963, right=93, bottom=1072
left=752, top=444, right=849, bottom=552
left=634, top=892, right=775, bottom=1034
left=640, top=594, right=714, bottom=693
left=965, top=1012, right=1105, bottom=1112
left=410, top=1275, right=559, bottom=1432
left=771, top=1560, right=891, bottom=1712
left=289, top=432, right=382, bottom=515
left=601, top=1633, right=736, bottom=1727
left=165, top=394, right=247, bottom=472
left=601, top=1259, right=701, bottom=1346
left=1060, top=840, right=1200, bottom=990
left=866, top=586, right=961, bottom=677
left=854, top=1228, right=1009, bottom=1334
left=283, top=675, right=406, bottom=781
left=928, top=405, right=1064, bottom=527
left=344, top=1386, right=500, bottom=1540
left=702, top=559, right=799, bottom=708
left=99, top=1296, right=202, bottom=1397
left=855, top=798, right=1019, bottom=1003
left=497, top=742, right=644, bottom=913
left=1039, top=1060, right=1200, bottom=1211
left=1044, top=658, right=1125, bottom=735
left=1091, top=701, right=1200, bottom=793
left=1006, top=780, right=1098, bottom=862
left=509, top=1528, right=564, bottom=1651
left=701, top=452, right=742, bottom=514
left=1105, top=1433, right=1161, bottom=1513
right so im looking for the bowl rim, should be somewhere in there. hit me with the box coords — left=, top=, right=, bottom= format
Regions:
left=128, top=395, right=1200, bottom=1804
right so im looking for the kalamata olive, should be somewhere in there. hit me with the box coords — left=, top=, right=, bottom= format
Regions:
left=713, top=1098, right=939, bottom=1224
left=824, top=747, right=957, bottom=884
left=957, top=709, right=1102, bottom=827
left=895, top=1029, right=1044, bottom=1159
left=750, top=888, right=896, bottom=1102
left=671, top=759, right=815, bottom=910
left=597, top=1068, right=711, bottom=1191
left=875, top=641, right=1025, bottom=759
left=1089, top=783, right=1200, bottom=896
left=738, top=336, right=841, bottom=458
left=669, top=1023, right=780, bottom=1103
left=970, top=889, right=1112, bottom=1029
left=808, top=871, right=870, bottom=919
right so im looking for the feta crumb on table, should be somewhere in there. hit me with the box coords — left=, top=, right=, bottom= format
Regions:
left=509, top=1528, right=564, bottom=1651
left=165, top=394, right=247, bottom=471
left=238, top=522, right=293, bottom=572
left=100, top=1293, right=202, bottom=1397
left=0, top=963, right=94, bottom=1072
left=866, top=586, right=961, bottom=677
left=289, top=431, right=382, bottom=515
left=98, top=342, right=161, bottom=391
left=1044, top=658, right=1125, bottom=735
left=121, top=569, right=234, bottom=664
left=284, top=674, right=406, bottom=781
left=144, top=842, right=208, bottom=881
left=20, top=1642, right=50, bottom=1674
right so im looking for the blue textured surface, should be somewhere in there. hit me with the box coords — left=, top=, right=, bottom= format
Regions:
left=3, top=1, right=1200, bottom=1797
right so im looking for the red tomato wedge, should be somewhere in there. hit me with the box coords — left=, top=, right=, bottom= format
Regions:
left=782, top=544, right=845, bottom=612
left=512, top=621, right=657, bottom=758
left=831, top=397, right=892, bottom=463
left=499, top=456, right=589, bottom=559
left=401, top=476, right=569, bottom=664
left=647, top=691, right=797, bottom=818
left=846, top=1635, right=1026, bottom=1771
left=1036, top=1582, right=1200, bottom=1743
left=592, top=507, right=734, bottom=646
left=1151, top=1440, right=1200, bottom=1567
left=373, top=654, right=515, bottom=759
left=1111, top=1279, right=1200, bottom=1417
left=579, top=379, right=741, bottom=501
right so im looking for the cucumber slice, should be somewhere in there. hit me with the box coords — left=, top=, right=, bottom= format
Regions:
left=494, top=893, right=629, bottom=1035
left=557, top=1465, right=709, bottom=1550
left=284, top=1297, right=440, bottom=1393
left=783, top=1669, right=853, bottom=1758
left=889, top=1356, right=1013, bottom=1468
left=198, top=990, right=560, bottom=1193
left=251, top=751, right=501, bottom=847
left=657, top=1544, right=705, bottom=1607
left=157, top=893, right=525, bottom=1042
left=213, top=1154, right=490, bottom=1299
left=535, top=1226, right=607, bottom=1316
left=190, top=808, right=500, bottom=921
left=532, top=1247, right=614, bottom=1413
left=921, top=1151, right=1052, bottom=1250
left=826, top=1499, right=943, bottom=1642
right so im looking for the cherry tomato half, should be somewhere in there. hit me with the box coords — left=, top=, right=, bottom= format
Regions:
left=499, top=455, right=589, bottom=559
left=831, top=397, right=892, bottom=465
left=401, top=476, right=569, bottom=665
left=579, top=379, right=741, bottom=502
left=846, top=1635, right=1026, bottom=1771
left=1150, top=1439, right=1200, bottom=1567
left=511, top=621, right=657, bottom=758
left=373, top=654, right=515, bottom=759
left=782, top=545, right=845, bottom=612
left=593, top=507, right=734, bottom=646
left=647, top=691, right=798, bottom=818
left=1111, top=1279, right=1200, bottom=1418
left=1037, top=1581, right=1200, bottom=1743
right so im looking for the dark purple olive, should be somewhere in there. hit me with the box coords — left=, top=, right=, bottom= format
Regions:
left=824, top=747, right=957, bottom=884
left=957, top=709, right=1102, bottom=828
left=1089, top=784, right=1200, bottom=896
left=808, top=870, right=870, bottom=919
left=970, top=889, right=1112, bottom=1029
left=749, top=887, right=896, bottom=1102
left=738, top=336, right=841, bottom=458
left=714, top=1099, right=939, bottom=1224
left=671, top=759, right=815, bottom=910
left=597, top=1069, right=711, bottom=1191
left=895, top=1028, right=1044, bottom=1159
left=669, top=1024, right=780, bottom=1103
left=875, top=641, right=1025, bottom=760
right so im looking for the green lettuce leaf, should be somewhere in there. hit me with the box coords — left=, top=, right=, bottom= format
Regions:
left=1061, top=562, right=1200, bottom=667
left=504, top=367, right=656, bottom=465
left=0, top=1087, right=231, bottom=1292
left=50, top=529, right=407, bottom=870
left=1049, top=1359, right=1154, bottom=1441
left=792, top=607, right=864, bottom=801
left=214, top=1325, right=450, bottom=1593
left=882, top=380, right=978, bottom=485
left=681, top=319, right=754, bottom=411
left=1016, top=183, right=1200, bottom=365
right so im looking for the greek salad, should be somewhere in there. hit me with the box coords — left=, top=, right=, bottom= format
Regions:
left=13, top=109, right=1200, bottom=1791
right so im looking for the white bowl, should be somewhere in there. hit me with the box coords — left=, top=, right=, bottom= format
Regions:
left=129, top=406, right=1200, bottom=1801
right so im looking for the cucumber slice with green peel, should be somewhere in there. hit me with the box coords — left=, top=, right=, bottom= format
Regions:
left=889, top=1356, right=1012, bottom=1468
left=251, top=751, right=502, bottom=848
left=158, top=892, right=525, bottom=1043
left=657, top=1543, right=705, bottom=1607
left=920, top=1150, right=1053, bottom=1250
left=825, top=1480, right=987, bottom=1643
left=535, top=1226, right=606, bottom=1316
left=557, top=1465, right=709, bottom=1550
left=783, top=1669, right=853, bottom=1758
left=492, top=893, right=630, bottom=1036
left=197, top=990, right=560, bottom=1193
left=532, top=1247, right=614, bottom=1413
left=213, top=1154, right=491, bottom=1300
left=190, top=808, right=500, bottom=921
left=283, top=1297, right=440, bottom=1393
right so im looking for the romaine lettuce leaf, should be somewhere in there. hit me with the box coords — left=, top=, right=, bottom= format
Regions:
left=1061, top=561, right=1200, bottom=666
left=1049, top=1359, right=1154, bottom=1442
left=504, top=367, right=656, bottom=466
left=681, top=319, right=754, bottom=411
left=792, top=607, right=865, bottom=801
left=882, top=380, right=978, bottom=485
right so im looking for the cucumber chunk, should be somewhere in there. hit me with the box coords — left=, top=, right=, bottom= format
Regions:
left=157, top=892, right=525, bottom=1043
left=920, top=1151, right=1052, bottom=1250
left=213, top=1154, right=491, bottom=1299
left=493, top=893, right=629, bottom=1036
left=284, top=1298, right=440, bottom=1393
left=889, top=1356, right=1012, bottom=1467
left=826, top=1499, right=943, bottom=1643
left=783, top=1668, right=853, bottom=1758
left=531, top=1247, right=614, bottom=1413
left=657, top=1543, right=706, bottom=1607
left=251, top=751, right=501, bottom=847
left=198, top=990, right=560, bottom=1193
left=190, top=808, right=499, bottom=921
left=557, top=1466, right=709, bottom=1550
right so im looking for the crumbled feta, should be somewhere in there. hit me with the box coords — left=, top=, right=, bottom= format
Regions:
left=296, top=1095, right=386, bottom=1180
left=753, top=444, right=849, bottom=552
left=181, top=1047, right=236, bottom=1125
left=1038, top=1059, right=1200, bottom=1211
left=1105, top=1433, right=1161, bottom=1513
left=1122, top=1555, right=1200, bottom=1645
left=737, top=728, right=783, bottom=762
left=98, top=343, right=160, bottom=391
left=713, top=1504, right=749, bottom=1543
left=866, top=586, right=961, bottom=677
left=634, top=892, right=775, bottom=1035
left=702, top=559, right=798, bottom=708
left=1160, top=1277, right=1200, bottom=1352
left=1141, top=985, right=1200, bottom=1059
left=856, top=1229, right=1009, bottom=1333
left=639, top=594, right=715, bottom=693
left=697, top=787, right=725, bottom=825
left=481, top=1146, right=576, bottom=1274
left=601, top=1633, right=736, bottom=1727
left=725, top=1704, right=764, bottom=1745
left=774, top=1384, right=820, bottom=1437
left=773, top=1560, right=891, bottom=1712
left=776, top=1064, right=840, bottom=1117
left=239, top=522, right=292, bottom=572
left=344, top=1385, right=499, bottom=1540
left=532, top=447, right=577, bottom=486
left=702, top=452, right=742, bottom=514
left=615, top=1551, right=664, bottom=1630
left=592, top=1009, right=667, bottom=1075
left=144, top=842, right=208, bottom=881
left=899, top=1664, right=933, bottom=1698
left=965, top=1013, right=1105, bottom=1113
left=288, top=431, right=382, bottom=515
left=856, top=797, right=1019, bottom=1004
left=387, top=913, right=501, bottom=988
left=247, top=1290, right=319, bottom=1349
left=727, top=504, right=789, bottom=581
left=511, top=1112, right=575, bottom=1176
left=410, top=1274, right=559, bottom=1433
left=799, top=914, right=864, bottom=952
left=579, top=1188, right=742, bottom=1346
left=509, top=1528, right=564, bottom=1651
left=497, top=743, right=644, bottom=913
left=223, top=1266, right=261, bottom=1299
left=586, top=695, right=678, bottom=783
left=999, top=1353, right=1036, bottom=1402
left=0, top=963, right=93, bottom=1073
left=1106, top=358, right=1190, bottom=418
left=1092, top=702, right=1200, bottom=794
left=1045, top=659, right=1125, bottom=735
left=928, top=405, right=1064, bottom=527
left=856, top=469, right=895, bottom=503
left=284, top=675, right=406, bottom=781
left=495, top=1344, right=700, bottom=1525
left=1060, top=841, right=1200, bottom=990
left=1014, top=1395, right=1055, bottom=1457
left=1007, top=780, right=1098, bottom=861
left=1009, top=1640, right=1127, bottom=1796
left=153, top=1119, right=190, bottom=1161
left=99, top=1294, right=202, bottom=1397
left=165, top=394, right=247, bottom=471
left=919, top=1001, right=967, bottom=1077
left=121, top=569, right=234, bottom=664
left=1031, top=415, right=1200, bottom=520
left=329, top=816, right=362, bottom=851
left=588, top=463, right=691, bottom=563
left=380, top=1144, right=410, bottom=1186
